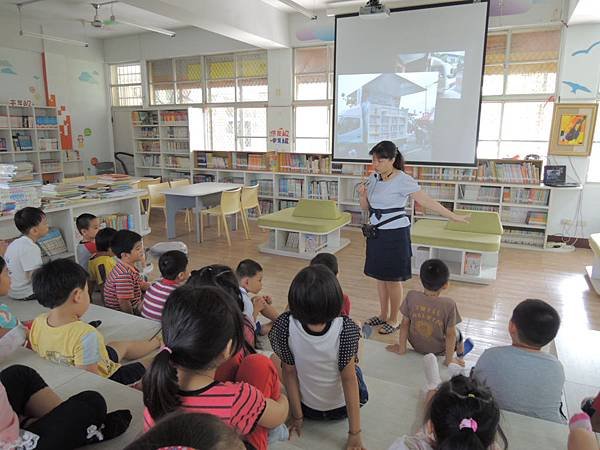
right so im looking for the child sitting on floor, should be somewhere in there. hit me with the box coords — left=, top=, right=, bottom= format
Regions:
left=269, top=265, right=368, bottom=450
left=141, top=250, right=189, bottom=322
left=5, top=207, right=49, bottom=301
left=87, top=227, right=118, bottom=289
left=387, top=259, right=472, bottom=366
left=29, top=259, right=160, bottom=386
left=0, top=364, right=132, bottom=450
left=472, top=299, right=565, bottom=423
left=310, top=252, right=352, bottom=316
left=125, top=412, right=245, bottom=450
left=389, top=372, right=506, bottom=450
left=0, top=257, right=27, bottom=359
left=187, top=265, right=257, bottom=382
left=142, top=285, right=288, bottom=450
left=103, top=230, right=150, bottom=314
left=236, top=259, right=279, bottom=336
left=75, top=213, right=100, bottom=271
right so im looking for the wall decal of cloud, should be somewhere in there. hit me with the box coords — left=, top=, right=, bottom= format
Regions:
left=0, top=60, right=13, bottom=68
left=78, top=71, right=98, bottom=84
left=0, top=67, right=17, bottom=75
left=296, top=24, right=335, bottom=42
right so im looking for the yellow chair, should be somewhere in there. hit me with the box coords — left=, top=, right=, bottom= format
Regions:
left=200, top=187, right=249, bottom=246
left=169, top=179, right=192, bottom=232
left=136, top=178, right=161, bottom=215
left=147, top=182, right=171, bottom=227
left=241, top=184, right=261, bottom=236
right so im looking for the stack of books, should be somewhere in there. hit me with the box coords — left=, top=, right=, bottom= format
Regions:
left=0, top=163, right=35, bottom=183
left=41, top=183, right=83, bottom=206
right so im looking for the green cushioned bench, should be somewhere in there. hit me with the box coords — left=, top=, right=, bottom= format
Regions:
left=411, top=210, right=503, bottom=284
left=585, top=233, right=600, bottom=295
left=257, top=199, right=351, bottom=259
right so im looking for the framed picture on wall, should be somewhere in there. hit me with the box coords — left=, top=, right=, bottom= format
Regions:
left=548, top=103, right=598, bottom=156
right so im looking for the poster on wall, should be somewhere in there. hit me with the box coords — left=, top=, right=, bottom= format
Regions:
left=267, top=107, right=292, bottom=152
left=548, top=103, right=598, bottom=156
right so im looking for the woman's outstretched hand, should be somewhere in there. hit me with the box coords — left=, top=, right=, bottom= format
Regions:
left=451, top=213, right=471, bottom=223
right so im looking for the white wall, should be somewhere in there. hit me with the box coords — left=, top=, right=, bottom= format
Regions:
left=546, top=21, right=600, bottom=238
left=0, top=15, right=113, bottom=174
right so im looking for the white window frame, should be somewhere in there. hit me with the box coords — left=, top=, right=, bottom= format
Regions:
left=292, top=45, right=334, bottom=154
left=478, top=27, right=562, bottom=160
left=109, top=62, right=143, bottom=107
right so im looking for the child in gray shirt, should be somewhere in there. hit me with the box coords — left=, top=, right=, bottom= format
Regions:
left=473, top=299, right=565, bottom=423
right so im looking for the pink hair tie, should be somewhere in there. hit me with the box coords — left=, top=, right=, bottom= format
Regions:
left=160, top=346, right=172, bottom=355
left=459, top=418, right=478, bottom=433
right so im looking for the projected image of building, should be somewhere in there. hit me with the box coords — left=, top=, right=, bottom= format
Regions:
left=336, top=73, right=437, bottom=159
left=396, top=51, right=465, bottom=99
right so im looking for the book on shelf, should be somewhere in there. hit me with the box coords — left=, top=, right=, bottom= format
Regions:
left=502, top=187, right=549, bottom=205
left=131, top=111, right=158, bottom=125
left=248, top=154, right=267, bottom=171
left=304, top=234, right=327, bottom=253
left=463, top=252, right=482, bottom=276
left=98, top=213, right=134, bottom=231
left=160, top=110, right=188, bottom=123
left=249, top=179, right=273, bottom=196
left=37, top=228, right=68, bottom=257
left=0, top=138, right=7, bottom=152
left=35, top=116, right=58, bottom=127
left=0, top=116, right=8, bottom=128
left=502, top=229, right=546, bottom=247
left=164, top=155, right=191, bottom=169
left=285, top=232, right=299, bottom=250
left=458, top=185, right=500, bottom=202
left=456, top=203, right=499, bottom=212
left=278, top=178, right=304, bottom=198
left=526, top=211, right=547, bottom=226
left=477, top=160, right=541, bottom=184
left=194, top=174, right=216, bottom=183
left=10, top=115, right=34, bottom=128
left=13, top=134, right=33, bottom=151
left=308, top=180, right=338, bottom=200
left=233, top=153, right=248, bottom=170
left=247, top=199, right=273, bottom=218
left=279, top=199, right=298, bottom=209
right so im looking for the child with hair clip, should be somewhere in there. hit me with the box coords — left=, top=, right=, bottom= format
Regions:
left=389, top=372, right=507, bottom=450
left=142, top=285, right=288, bottom=450
left=187, top=264, right=257, bottom=381
left=125, top=412, right=245, bottom=450
left=269, top=265, right=368, bottom=450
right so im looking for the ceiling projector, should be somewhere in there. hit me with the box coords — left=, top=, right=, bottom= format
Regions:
left=359, top=0, right=390, bottom=18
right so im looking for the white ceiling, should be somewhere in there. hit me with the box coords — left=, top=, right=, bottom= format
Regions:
left=568, top=0, right=600, bottom=25
left=0, top=0, right=185, bottom=39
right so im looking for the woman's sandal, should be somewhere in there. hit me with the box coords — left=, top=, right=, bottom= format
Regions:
left=378, top=322, right=401, bottom=335
left=364, top=316, right=386, bottom=326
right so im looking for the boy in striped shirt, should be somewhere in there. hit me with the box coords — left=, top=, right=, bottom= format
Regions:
left=103, top=230, right=150, bottom=315
left=141, top=250, right=189, bottom=321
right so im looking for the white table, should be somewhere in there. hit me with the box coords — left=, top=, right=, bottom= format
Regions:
left=163, top=182, right=243, bottom=242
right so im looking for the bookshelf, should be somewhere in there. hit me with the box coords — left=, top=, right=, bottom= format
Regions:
left=0, top=104, right=81, bottom=183
left=131, top=109, right=191, bottom=182
left=128, top=108, right=557, bottom=251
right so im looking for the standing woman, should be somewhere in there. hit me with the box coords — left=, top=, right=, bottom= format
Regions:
left=359, top=141, right=469, bottom=335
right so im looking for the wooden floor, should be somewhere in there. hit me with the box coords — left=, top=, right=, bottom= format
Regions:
left=144, top=213, right=599, bottom=362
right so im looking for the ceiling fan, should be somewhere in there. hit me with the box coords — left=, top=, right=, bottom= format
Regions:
left=87, top=1, right=176, bottom=37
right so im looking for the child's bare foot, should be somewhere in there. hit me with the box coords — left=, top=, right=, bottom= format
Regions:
left=386, top=344, right=405, bottom=355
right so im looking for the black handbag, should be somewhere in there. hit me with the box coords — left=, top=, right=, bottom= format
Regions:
left=361, top=214, right=406, bottom=239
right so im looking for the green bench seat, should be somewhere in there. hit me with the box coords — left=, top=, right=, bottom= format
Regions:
left=258, top=200, right=351, bottom=234
left=411, top=210, right=503, bottom=253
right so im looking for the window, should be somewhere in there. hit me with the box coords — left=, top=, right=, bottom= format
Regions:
left=205, top=52, right=268, bottom=103
left=148, top=59, right=175, bottom=105
left=293, top=46, right=334, bottom=154
left=205, top=107, right=267, bottom=152
left=109, top=63, right=143, bottom=106
left=478, top=28, right=561, bottom=160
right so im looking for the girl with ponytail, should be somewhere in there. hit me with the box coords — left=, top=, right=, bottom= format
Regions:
left=389, top=375, right=506, bottom=450
left=359, top=140, right=469, bottom=336
left=186, top=265, right=257, bottom=381
left=142, top=285, right=288, bottom=450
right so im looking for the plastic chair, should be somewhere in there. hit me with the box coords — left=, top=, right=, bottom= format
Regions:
left=136, top=178, right=161, bottom=215
left=169, top=179, right=192, bottom=232
left=241, top=184, right=261, bottom=236
left=147, top=182, right=171, bottom=227
left=200, top=187, right=249, bottom=246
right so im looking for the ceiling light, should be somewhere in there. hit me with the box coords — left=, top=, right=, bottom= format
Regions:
left=20, top=30, right=89, bottom=47
left=276, top=0, right=317, bottom=20
left=17, top=4, right=89, bottom=47
left=113, top=19, right=176, bottom=37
